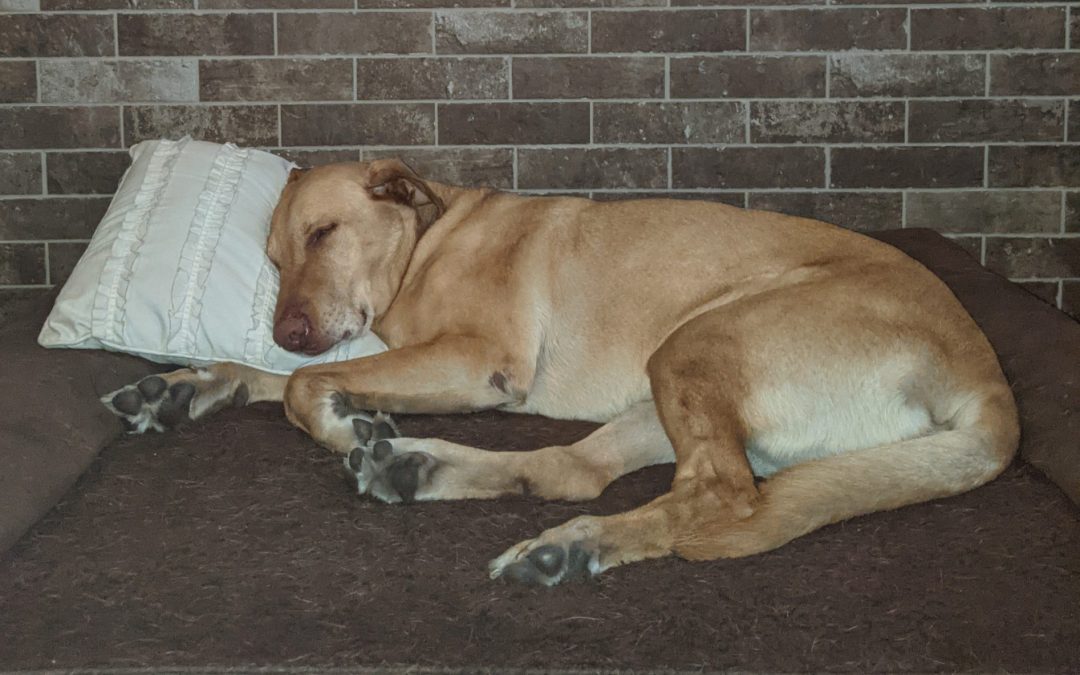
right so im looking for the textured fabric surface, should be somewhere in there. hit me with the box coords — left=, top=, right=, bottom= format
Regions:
left=0, top=229, right=1078, bottom=672
left=0, top=290, right=163, bottom=552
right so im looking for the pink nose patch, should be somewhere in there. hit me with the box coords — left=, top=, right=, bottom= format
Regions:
left=274, top=310, right=311, bottom=352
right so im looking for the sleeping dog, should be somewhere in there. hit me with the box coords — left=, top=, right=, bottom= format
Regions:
left=104, top=159, right=1018, bottom=586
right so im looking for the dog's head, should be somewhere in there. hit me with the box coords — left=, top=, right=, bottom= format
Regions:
left=266, top=159, right=445, bottom=354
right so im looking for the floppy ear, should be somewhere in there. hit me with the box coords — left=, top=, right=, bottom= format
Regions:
left=364, top=159, right=446, bottom=235
left=287, top=167, right=309, bottom=184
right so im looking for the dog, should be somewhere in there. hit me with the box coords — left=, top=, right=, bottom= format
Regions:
left=104, top=159, right=1019, bottom=586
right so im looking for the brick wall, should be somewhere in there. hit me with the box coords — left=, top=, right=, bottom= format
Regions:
left=1, top=0, right=1078, bottom=318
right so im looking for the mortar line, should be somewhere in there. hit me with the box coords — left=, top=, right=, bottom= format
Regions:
left=20, top=3, right=1080, bottom=11
left=1062, top=190, right=1068, bottom=234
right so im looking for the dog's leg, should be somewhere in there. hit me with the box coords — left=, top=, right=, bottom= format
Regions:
left=343, top=400, right=674, bottom=503
left=283, top=336, right=534, bottom=454
left=102, top=362, right=287, bottom=433
left=490, top=289, right=1018, bottom=586
left=489, top=310, right=758, bottom=585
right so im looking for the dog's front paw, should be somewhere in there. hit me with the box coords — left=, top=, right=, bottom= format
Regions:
left=102, top=376, right=198, bottom=433
left=102, top=369, right=248, bottom=434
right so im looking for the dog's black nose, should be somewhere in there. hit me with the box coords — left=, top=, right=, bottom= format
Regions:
left=274, top=310, right=311, bottom=352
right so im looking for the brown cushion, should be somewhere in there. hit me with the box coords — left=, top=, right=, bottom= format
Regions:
left=871, top=229, right=1080, bottom=504
left=0, top=292, right=163, bottom=551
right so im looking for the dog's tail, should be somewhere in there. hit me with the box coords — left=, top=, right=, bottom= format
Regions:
left=673, top=387, right=1019, bottom=560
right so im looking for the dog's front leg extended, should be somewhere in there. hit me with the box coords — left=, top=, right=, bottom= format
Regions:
left=284, top=335, right=531, bottom=454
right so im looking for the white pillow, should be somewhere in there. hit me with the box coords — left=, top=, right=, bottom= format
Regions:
left=38, top=137, right=387, bottom=374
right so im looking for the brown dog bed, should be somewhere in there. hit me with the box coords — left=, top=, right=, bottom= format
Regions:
left=0, top=229, right=1077, bottom=673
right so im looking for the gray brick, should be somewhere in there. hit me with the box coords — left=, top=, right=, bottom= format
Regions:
left=833, top=0, right=980, bottom=4
left=0, top=198, right=111, bottom=239
left=0, top=14, right=114, bottom=57
left=48, top=241, right=89, bottom=286
left=436, top=12, right=587, bottom=54
left=512, top=57, right=663, bottom=99
left=124, top=105, right=278, bottom=146
left=358, top=0, right=505, bottom=6
left=46, top=151, right=130, bottom=195
left=590, top=191, right=746, bottom=207
left=1068, top=192, right=1079, bottom=232
left=0, top=289, right=51, bottom=308
left=594, top=102, right=744, bottom=144
left=364, top=148, right=514, bottom=188
left=948, top=236, right=983, bottom=264
left=830, top=147, right=983, bottom=189
left=281, top=104, right=435, bottom=146
left=748, top=192, right=902, bottom=231
left=0, top=244, right=46, bottom=285
left=0, top=153, right=41, bottom=195
left=519, top=0, right=661, bottom=7
left=909, top=100, right=1064, bottom=143
left=0, top=61, right=36, bottom=104
left=43, top=0, right=192, bottom=7
left=438, top=103, right=589, bottom=144
left=356, top=58, right=507, bottom=100
left=906, top=191, right=1063, bottom=233
left=831, top=54, right=984, bottom=97
left=989, top=146, right=1080, bottom=187
left=279, top=13, right=432, bottom=55
left=985, top=237, right=1080, bottom=278
left=750, top=9, right=906, bottom=51
left=751, top=101, right=904, bottom=144
left=591, top=10, right=744, bottom=53
left=1064, top=282, right=1080, bottom=320
left=118, top=13, right=273, bottom=56
left=672, top=147, right=823, bottom=189
left=518, top=148, right=666, bottom=190
left=272, top=149, right=361, bottom=166
left=670, top=56, right=826, bottom=98
left=911, top=8, right=1066, bottom=51
left=0, top=107, right=121, bottom=149
left=1017, top=281, right=1059, bottom=306
left=200, top=0, right=349, bottom=7
left=672, top=0, right=813, bottom=4
left=40, top=60, right=197, bottom=104
left=1070, top=101, right=1080, bottom=142
left=201, top=59, right=353, bottom=102
left=991, top=54, right=1080, bottom=96
left=1074, top=11, right=1080, bottom=50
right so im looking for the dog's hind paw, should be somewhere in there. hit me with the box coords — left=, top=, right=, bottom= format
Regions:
left=102, top=369, right=248, bottom=434
left=488, top=517, right=606, bottom=586
left=340, top=410, right=415, bottom=498
left=345, top=439, right=439, bottom=504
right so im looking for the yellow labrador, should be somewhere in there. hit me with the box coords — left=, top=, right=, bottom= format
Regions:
left=104, top=159, right=1018, bottom=586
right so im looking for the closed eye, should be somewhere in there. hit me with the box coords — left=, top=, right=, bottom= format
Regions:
left=307, top=222, right=338, bottom=248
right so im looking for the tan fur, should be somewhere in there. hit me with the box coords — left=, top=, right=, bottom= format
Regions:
left=108, top=159, right=1019, bottom=584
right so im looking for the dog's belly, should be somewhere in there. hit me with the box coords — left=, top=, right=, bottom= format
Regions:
left=505, top=334, right=652, bottom=423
